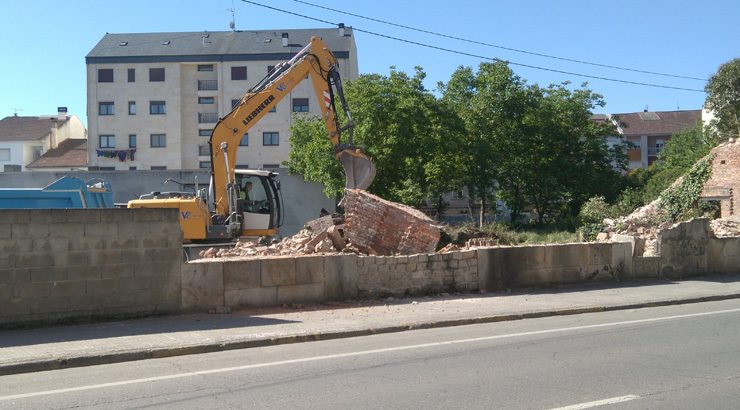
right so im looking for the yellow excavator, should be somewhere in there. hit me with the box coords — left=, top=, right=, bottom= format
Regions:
left=128, top=36, right=376, bottom=242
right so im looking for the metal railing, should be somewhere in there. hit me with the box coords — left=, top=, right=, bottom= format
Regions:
left=197, top=80, right=218, bottom=91
left=198, top=112, right=219, bottom=123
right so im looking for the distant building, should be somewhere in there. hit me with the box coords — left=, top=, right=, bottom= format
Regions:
left=610, top=109, right=701, bottom=170
left=0, top=108, right=86, bottom=172
left=85, top=28, right=358, bottom=171
left=26, top=139, right=88, bottom=172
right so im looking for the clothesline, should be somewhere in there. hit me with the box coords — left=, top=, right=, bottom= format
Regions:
left=95, top=149, right=136, bottom=162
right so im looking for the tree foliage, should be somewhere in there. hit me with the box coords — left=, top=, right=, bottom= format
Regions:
left=285, top=67, right=467, bottom=207
left=705, top=58, right=740, bottom=139
left=440, top=61, right=624, bottom=224
left=643, top=122, right=714, bottom=202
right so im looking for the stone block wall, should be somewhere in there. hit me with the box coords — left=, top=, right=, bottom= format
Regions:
left=0, top=209, right=182, bottom=327
left=477, top=242, right=633, bottom=291
left=658, top=218, right=740, bottom=278
left=182, top=251, right=478, bottom=310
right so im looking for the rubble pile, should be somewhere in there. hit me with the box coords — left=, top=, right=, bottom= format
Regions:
left=598, top=198, right=668, bottom=257
left=710, top=216, right=740, bottom=238
left=200, top=189, right=442, bottom=259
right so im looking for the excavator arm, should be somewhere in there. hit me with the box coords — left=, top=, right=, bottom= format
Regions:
left=209, top=36, right=376, bottom=219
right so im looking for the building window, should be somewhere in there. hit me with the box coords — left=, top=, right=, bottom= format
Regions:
left=198, top=80, right=218, bottom=91
left=99, top=102, right=114, bottom=115
left=99, top=134, right=115, bottom=148
left=262, top=164, right=280, bottom=169
left=198, top=64, right=214, bottom=72
left=292, top=98, right=309, bottom=112
left=32, top=146, right=43, bottom=160
left=198, top=112, right=218, bottom=123
left=199, top=129, right=212, bottom=137
left=236, top=164, right=249, bottom=169
left=151, top=166, right=167, bottom=170
left=239, top=133, right=248, bottom=146
left=149, top=101, right=166, bottom=115
left=199, top=161, right=211, bottom=169
left=231, top=66, right=247, bottom=80
left=269, top=105, right=276, bottom=113
left=0, top=148, right=10, bottom=161
left=129, top=134, right=137, bottom=148
left=199, top=97, right=215, bottom=104
left=263, top=132, right=279, bottom=146
left=149, top=68, right=165, bottom=82
left=129, top=166, right=137, bottom=170
left=198, top=145, right=210, bottom=156
left=267, top=65, right=275, bottom=74
left=232, top=99, right=240, bottom=108
left=3, top=164, right=21, bottom=172
left=98, top=166, right=115, bottom=171
left=128, top=101, right=136, bottom=115
left=150, top=134, right=166, bottom=148
left=98, top=69, right=113, bottom=82
left=127, top=68, right=135, bottom=82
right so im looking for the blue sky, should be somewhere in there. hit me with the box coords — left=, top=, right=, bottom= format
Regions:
left=1, top=0, right=737, bottom=125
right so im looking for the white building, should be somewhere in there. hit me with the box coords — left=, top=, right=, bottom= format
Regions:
left=0, top=108, right=86, bottom=172
left=85, top=28, right=358, bottom=171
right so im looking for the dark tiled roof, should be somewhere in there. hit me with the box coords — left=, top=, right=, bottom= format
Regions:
left=27, top=139, right=88, bottom=168
left=87, top=28, right=353, bottom=61
left=612, top=110, right=701, bottom=137
left=0, top=116, right=66, bottom=142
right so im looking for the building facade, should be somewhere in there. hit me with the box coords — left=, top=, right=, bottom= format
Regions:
left=609, top=109, right=701, bottom=170
left=86, top=28, right=358, bottom=171
left=0, top=108, right=86, bottom=172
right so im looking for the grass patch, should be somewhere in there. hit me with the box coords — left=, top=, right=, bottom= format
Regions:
left=439, top=222, right=580, bottom=248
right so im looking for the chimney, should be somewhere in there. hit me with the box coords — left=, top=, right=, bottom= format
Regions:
left=57, top=106, right=67, bottom=121
left=281, top=32, right=289, bottom=47
left=338, top=23, right=345, bottom=37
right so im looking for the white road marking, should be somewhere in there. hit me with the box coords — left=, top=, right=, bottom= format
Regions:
left=2, top=307, right=740, bottom=401
left=550, top=394, right=640, bottom=409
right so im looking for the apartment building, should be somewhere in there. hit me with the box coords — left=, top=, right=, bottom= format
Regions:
left=86, top=28, right=358, bottom=171
left=610, top=109, right=701, bottom=170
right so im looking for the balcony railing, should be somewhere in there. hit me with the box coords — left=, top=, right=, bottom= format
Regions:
left=198, top=112, right=219, bottom=123
left=647, top=147, right=663, bottom=156
left=197, top=80, right=218, bottom=91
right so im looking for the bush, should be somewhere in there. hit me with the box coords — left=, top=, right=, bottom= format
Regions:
left=578, top=196, right=612, bottom=225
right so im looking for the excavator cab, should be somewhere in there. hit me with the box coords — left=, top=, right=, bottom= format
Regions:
left=235, top=169, right=283, bottom=237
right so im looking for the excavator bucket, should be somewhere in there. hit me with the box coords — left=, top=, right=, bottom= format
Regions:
left=338, top=149, right=376, bottom=190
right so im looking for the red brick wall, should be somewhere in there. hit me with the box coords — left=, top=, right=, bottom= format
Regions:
left=341, top=189, right=440, bottom=255
left=703, top=142, right=740, bottom=217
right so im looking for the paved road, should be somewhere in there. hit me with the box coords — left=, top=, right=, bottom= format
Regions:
left=2, top=299, right=740, bottom=409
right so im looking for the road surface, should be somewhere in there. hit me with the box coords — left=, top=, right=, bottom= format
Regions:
left=2, top=299, right=740, bottom=409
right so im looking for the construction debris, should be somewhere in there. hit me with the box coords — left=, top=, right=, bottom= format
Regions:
left=341, top=189, right=441, bottom=256
left=200, top=189, right=442, bottom=259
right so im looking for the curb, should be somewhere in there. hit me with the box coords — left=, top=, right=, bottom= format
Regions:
left=3, top=292, right=740, bottom=376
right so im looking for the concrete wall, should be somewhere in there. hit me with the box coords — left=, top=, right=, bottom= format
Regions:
left=477, top=242, right=633, bottom=291
left=3, top=212, right=738, bottom=326
left=182, top=251, right=479, bottom=310
left=0, top=208, right=182, bottom=327
left=0, top=168, right=335, bottom=237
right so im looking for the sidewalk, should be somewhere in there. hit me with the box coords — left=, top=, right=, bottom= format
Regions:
left=2, top=275, right=740, bottom=376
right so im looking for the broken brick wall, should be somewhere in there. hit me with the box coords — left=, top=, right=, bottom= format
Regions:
left=341, top=189, right=440, bottom=256
left=703, top=141, right=740, bottom=217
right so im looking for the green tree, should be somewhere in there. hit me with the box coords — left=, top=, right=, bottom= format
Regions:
left=643, top=122, right=714, bottom=201
left=516, top=82, right=624, bottom=223
left=705, top=58, right=740, bottom=139
left=285, top=67, right=467, bottom=209
left=441, top=62, right=623, bottom=225
left=440, top=62, right=530, bottom=225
